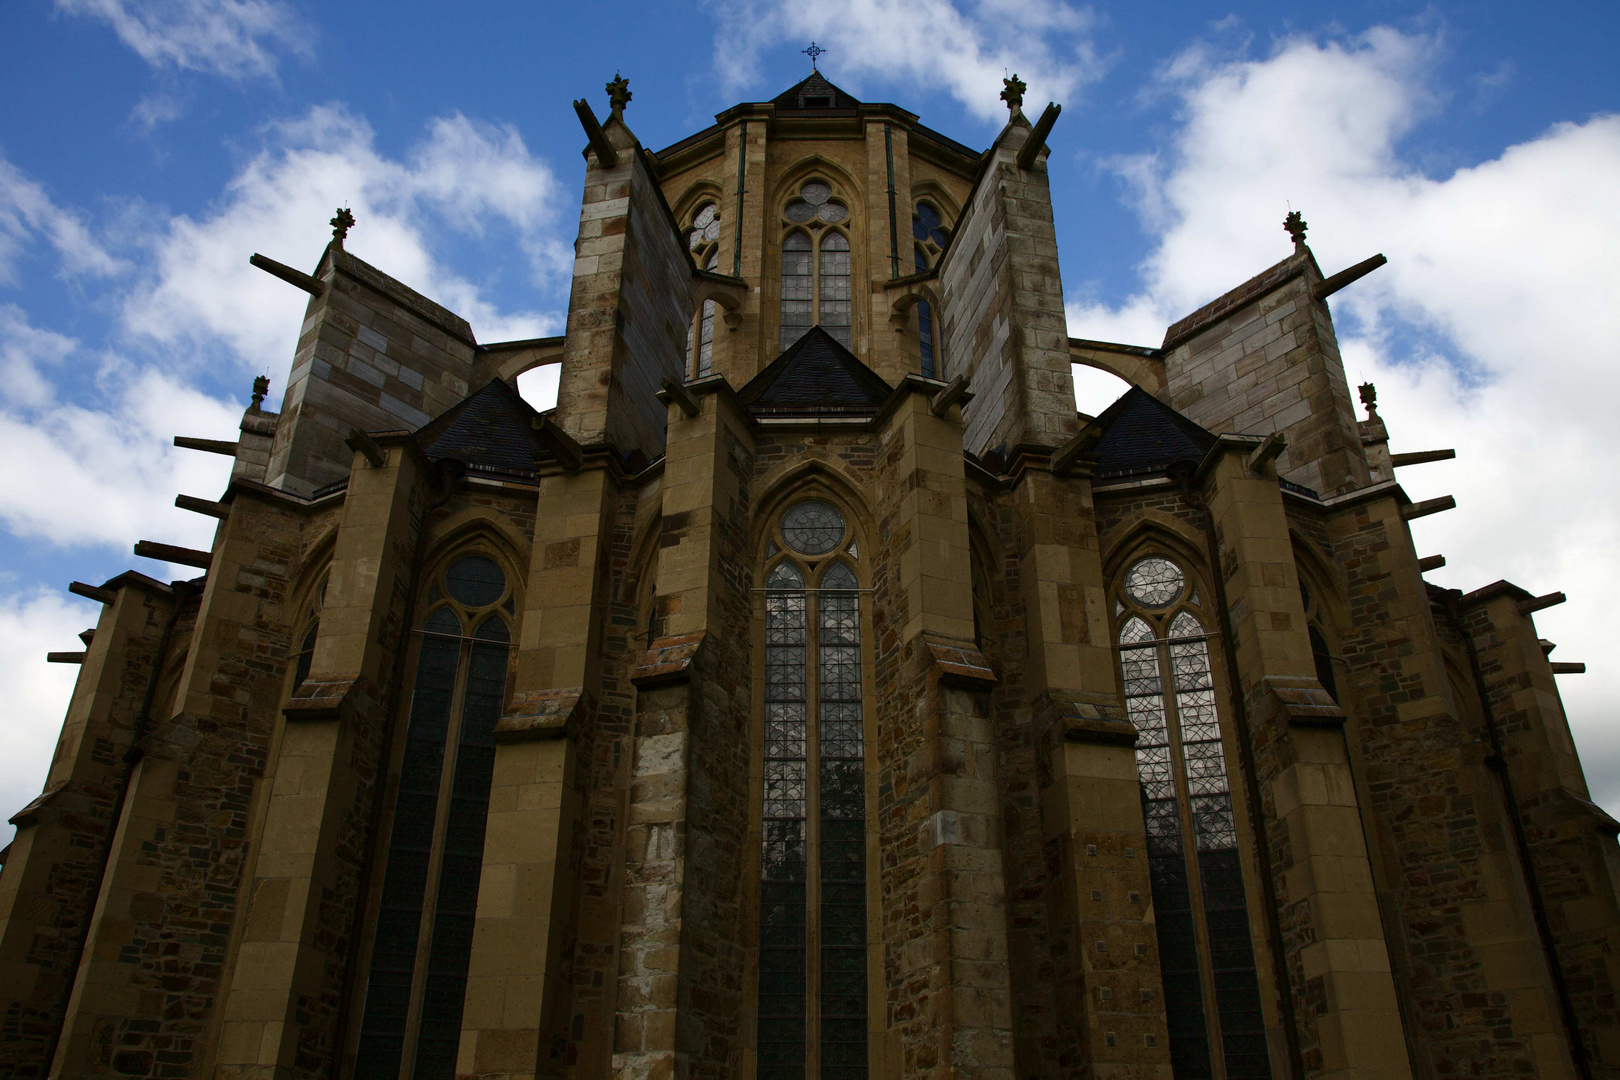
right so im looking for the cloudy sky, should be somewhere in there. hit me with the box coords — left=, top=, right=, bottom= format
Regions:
left=1, top=0, right=1616, bottom=836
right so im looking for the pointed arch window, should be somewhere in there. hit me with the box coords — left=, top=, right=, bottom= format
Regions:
left=1298, top=578, right=1339, bottom=702
left=757, top=499, right=869, bottom=1080
left=779, top=181, right=852, bottom=351
left=355, top=553, right=515, bottom=1080
left=911, top=202, right=949, bottom=378
left=1116, top=556, right=1270, bottom=1080
left=687, top=202, right=723, bottom=377
left=290, top=572, right=328, bottom=691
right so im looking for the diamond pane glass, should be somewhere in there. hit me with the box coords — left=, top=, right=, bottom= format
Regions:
left=760, top=552, right=808, bottom=1077
left=781, top=231, right=813, bottom=350
left=445, top=555, right=505, bottom=607
left=819, top=231, right=851, bottom=348
left=819, top=558, right=867, bottom=1080
left=1125, top=557, right=1184, bottom=607
left=781, top=500, right=844, bottom=556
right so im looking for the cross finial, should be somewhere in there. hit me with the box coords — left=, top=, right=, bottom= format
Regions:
left=803, top=42, right=825, bottom=70
left=1284, top=209, right=1308, bottom=250
left=606, top=73, right=632, bottom=121
left=251, top=375, right=270, bottom=411
left=1358, top=381, right=1378, bottom=418
left=1001, top=73, right=1027, bottom=114
left=330, top=207, right=355, bottom=246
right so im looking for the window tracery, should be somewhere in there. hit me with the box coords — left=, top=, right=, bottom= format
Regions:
left=758, top=498, right=869, bottom=1080
left=1299, top=576, right=1339, bottom=702
left=911, top=202, right=949, bottom=377
left=1116, top=555, right=1270, bottom=1080
left=355, top=553, right=515, bottom=1080
left=779, top=181, right=853, bottom=351
left=687, top=202, right=723, bottom=377
left=291, top=571, right=328, bottom=690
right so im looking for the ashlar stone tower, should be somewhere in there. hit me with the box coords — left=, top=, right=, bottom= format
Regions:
left=2, top=68, right=1617, bottom=1080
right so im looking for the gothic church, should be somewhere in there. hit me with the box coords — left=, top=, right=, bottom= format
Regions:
left=2, top=68, right=1616, bottom=1080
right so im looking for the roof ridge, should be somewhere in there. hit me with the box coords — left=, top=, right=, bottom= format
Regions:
left=738, top=326, right=892, bottom=415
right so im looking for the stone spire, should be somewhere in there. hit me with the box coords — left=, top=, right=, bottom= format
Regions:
left=606, top=73, right=631, bottom=122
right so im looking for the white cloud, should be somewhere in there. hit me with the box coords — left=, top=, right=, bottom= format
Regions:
left=122, top=105, right=568, bottom=380
left=0, top=304, right=78, bottom=410
left=1064, top=28, right=1620, bottom=813
left=56, top=0, right=310, bottom=80
left=706, top=0, right=1104, bottom=123
left=0, top=587, right=102, bottom=845
left=0, top=153, right=127, bottom=283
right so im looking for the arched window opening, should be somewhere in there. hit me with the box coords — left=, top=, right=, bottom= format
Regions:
left=291, top=572, right=328, bottom=690
left=912, top=203, right=949, bottom=378
left=779, top=181, right=853, bottom=352
left=758, top=498, right=869, bottom=1080
left=355, top=553, right=515, bottom=1080
left=1300, top=578, right=1339, bottom=703
left=1116, top=556, right=1270, bottom=1080
left=687, top=203, right=723, bottom=377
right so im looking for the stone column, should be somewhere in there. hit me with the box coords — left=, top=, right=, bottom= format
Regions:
left=459, top=462, right=619, bottom=1080
left=873, top=387, right=1017, bottom=1080
left=1012, top=464, right=1172, bottom=1077
left=211, top=438, right=428, bottom=1080
left=1202, top=447, right=1412, bottom=1079
left=612, top=383, right=753, bottom=1080
left=0, top=578, right=177, bottom=1077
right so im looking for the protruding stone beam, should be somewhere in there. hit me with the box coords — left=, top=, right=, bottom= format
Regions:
left=1552, top=662, right=1587, bottom=675
left=572, top=98, right=617, bottom=167
left=78, top=629, right=94, bottom=646
left=1313, top=253, right=1388, bottom=299
left=657, top=377, right=700, bottom=418
left=1401, top=495, right=1456, bottom=520
left=69, top=581, right=114, bottom=604
left=1519, top=591, right=1567, bottom=616
left=132, top=540, right=213, bottom=569
left=1245, top=431, right=1286, bottom=473
left=1016, top=101, right=1062, bottom=170
left=533, top=414, right=584, bottom=471
left=929, top=373, right=971, bottom=417
left=1391, top=449, right=1456, bottom=467
left=174, top=435, right=238, bottom=456
left=175, top=494, right=229, bottom=519
left=1049, top=423, right=1102, bottom=475
left=1418, top=555, right=1447, bottom=572
left=249, top=252, right=326, bottom=297
left=344, top=427, right=385, bottom=468
left=45, top=651, right=85, bottom=664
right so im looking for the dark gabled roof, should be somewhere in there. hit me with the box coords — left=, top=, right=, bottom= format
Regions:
left=1086, top=386, right=1217, bottom=478
left=414, top=378, right=544, bottom=474
left=773, top=72, right=861, bottom=112
left=738, top=326, right=893, bottom=417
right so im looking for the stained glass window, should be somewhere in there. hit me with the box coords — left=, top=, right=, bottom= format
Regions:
left=758, top=507, right=868, bottom=1079
left=915, top=247, right=935, bottom=379
left=356, top=556, right=514, bottom=1080
left=781, top=232, right=813, bottom=352
left=1125, top=557, right=1185, bottom=608
left=913, top=202, right=947, bottom=249
left=1116, top=562, right=1272, bottom=1080
left=290, top=573, right=327, bottom=691
left=780, top=181, right=853, bottom=352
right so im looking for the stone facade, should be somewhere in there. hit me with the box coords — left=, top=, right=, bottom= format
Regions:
left=0, top=71, right=1613, bottom=1080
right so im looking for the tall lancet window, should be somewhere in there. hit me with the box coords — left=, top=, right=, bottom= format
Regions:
left=757, top=499, right=869, bottom=1080
left=779, top=180, right=852, bottom=351
left=355, top=553, right=515, bottom=1080
left=687, top=202, right=722, bottom=377
left=1116, top=556, right=1270, bottom=1080
left=911, top=202, right=949, bottom=378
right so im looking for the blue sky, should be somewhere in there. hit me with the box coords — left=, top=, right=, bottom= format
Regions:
left=2, top=0, right=1618, bottom=833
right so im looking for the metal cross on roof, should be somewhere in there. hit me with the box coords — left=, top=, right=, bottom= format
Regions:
left=803, top=42, right=825, bottom=70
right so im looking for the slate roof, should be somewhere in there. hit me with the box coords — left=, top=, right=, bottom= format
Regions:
left=773, top=72, right=861, bottom=112
left=1085, top=386, right=1217, bottom=478
left=738, top=327, right=893, bottom=417
left=414, top=378, right=545, bottom=475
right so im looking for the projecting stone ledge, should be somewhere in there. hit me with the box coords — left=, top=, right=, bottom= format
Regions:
left=495, top=686, right=588, bottom=742
left=631, top=631, right=708, bottom=688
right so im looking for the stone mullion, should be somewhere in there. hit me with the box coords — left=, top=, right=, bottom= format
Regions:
left=458, top=463, right=617, bottom=1080
left=0, top=579, right=174, bottom=1076
left=209, top=442, right=425, bottom=1080
left=1202, top=450, right=1412, bottom=1080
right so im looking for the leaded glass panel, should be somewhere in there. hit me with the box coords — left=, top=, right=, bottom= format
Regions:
left=781, top=500, right=845, bottom=556
left=781, top=232, right=813, bottom=351
left=1125, top=557, right=1184, bottom=608
left=445, top=555, right=505, bottom=607
left=819, top=232, right=851, bottom=348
